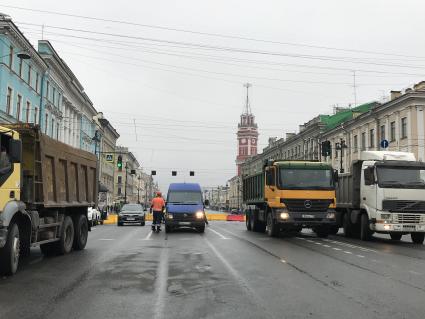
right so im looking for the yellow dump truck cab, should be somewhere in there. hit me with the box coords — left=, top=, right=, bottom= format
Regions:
left=243, top=160, right=338, bottom=237
left=0, top=124, right=98, bottom=276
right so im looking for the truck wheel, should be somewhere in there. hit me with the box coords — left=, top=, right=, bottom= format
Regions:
left=46, top=216, right=74, bottom=255
left=266, top=213, right=279, bottom=237
left=411, top=233, right=425, bottom=244
left=343, top=213, right=354, bottom=238
left=360, top=213, right=372, bottom=241
left=246, top=211, right=252, bottom=231
left=0, top=222, right=20, bottom=276
left=390, top=233, right=402, bottom=241
left=141, top=221, right=145, bottom=226
left=73, top=214, right=88, bottom=250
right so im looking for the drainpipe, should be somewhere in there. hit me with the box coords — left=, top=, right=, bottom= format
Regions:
left=39, top=69, right=49, bottom=133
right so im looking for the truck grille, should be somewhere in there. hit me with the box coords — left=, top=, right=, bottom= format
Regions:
left=281, top=199, right=332, bottom=212
left=383, top=200, right=425, bottom=212
left=395, top=214, right=421, bottom=224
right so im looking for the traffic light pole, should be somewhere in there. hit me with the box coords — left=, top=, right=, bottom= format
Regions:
left=124, top=162, right=128, bottom=204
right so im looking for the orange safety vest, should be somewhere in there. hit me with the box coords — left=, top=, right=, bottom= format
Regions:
left=151, top=197, right=165, bottom=211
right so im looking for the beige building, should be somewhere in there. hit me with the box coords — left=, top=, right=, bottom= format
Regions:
left=323, top=83, right=425, bottom=172
left=114, top=146, right=140, bottom=204
left=228, top=175, right=242, bottom=210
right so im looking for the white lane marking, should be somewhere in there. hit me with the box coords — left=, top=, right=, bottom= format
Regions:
left=258, top=237, right=271, bottom=241
left=315, top=242, right=322, bottom=245
left=344, top=251, right=352, bottom=254
left=323, top=244, right=331, bottom=248
left=306, top=240, right=314, bottom=243
left=98, top=238, right=114, bottom=241
left=409, top=270, right=423, bottom=276
left=153, top=243, right=169, bottom=319
left=333, top=247, right=342, bottom=251
left=142, top=231, right=153, bottom=240
left=281, top=259, right=287, bottom=263
left=357, top=255, right=365, bottom=258
left=209, top=227, right=230, bottom=239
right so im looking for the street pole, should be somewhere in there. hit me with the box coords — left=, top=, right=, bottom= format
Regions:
left=124, top=162, right=128, bottom=204
left=137, top=175, right=141, bottom=204
left=237, top=180, right=240, bottom=212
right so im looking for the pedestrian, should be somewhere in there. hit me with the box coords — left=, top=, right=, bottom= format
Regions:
left=150, top=191, right=165, bottom=232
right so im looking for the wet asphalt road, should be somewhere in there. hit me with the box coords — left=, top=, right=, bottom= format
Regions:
left=1, top=221, right=425, bottom=319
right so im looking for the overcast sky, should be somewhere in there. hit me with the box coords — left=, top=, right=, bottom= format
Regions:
left=3, top=1, right=425, bottom=191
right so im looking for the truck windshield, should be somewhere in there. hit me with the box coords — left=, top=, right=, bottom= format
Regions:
left=279, top=168, right=334, bottom=190
left=0, top=134, right=12, bottom=175
left=377, top=166, right=425, bottom=188
left=168, top=191, right=202, bottom=204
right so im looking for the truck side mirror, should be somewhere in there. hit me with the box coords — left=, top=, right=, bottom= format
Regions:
left=9, top=139, right=22, bottom=163
left=364, top=167, right=375, bottom=185
left=333, top=170, right=339, bottom=183
left=204, top=199, right=210, bottom=206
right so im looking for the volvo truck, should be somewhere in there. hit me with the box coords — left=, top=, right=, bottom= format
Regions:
left=0, top=124, right=98, bottom=275
left=336, top=151, right=425, bottom=244
left=243, top=160, right=338, bottom=237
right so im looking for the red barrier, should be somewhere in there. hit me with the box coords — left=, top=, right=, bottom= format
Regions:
left=226, top=214, right=245, bottom=222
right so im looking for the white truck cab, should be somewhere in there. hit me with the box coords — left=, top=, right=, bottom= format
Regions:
left=337, top=151, right=425, bottom=244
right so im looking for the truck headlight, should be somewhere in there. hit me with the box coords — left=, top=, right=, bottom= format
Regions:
left=326, top=212, right=336, bottom=219
left=167, top=213, right=173, bottom=219
left=196, top=211, right=204, bottom=219
left=280, top=212, right=289, bottom=220
left=381, top=214, right=391, bottom=220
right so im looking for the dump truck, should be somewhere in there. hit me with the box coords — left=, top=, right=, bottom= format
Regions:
left=335, top=151, right=425, bottom=244
left=243, top=160, right=338, bottom=237
left=0, top=124, right=98, bottom=275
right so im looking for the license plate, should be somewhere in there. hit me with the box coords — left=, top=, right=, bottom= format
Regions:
left=302, top=214, right=315, bottom=219
left=179, top=222, right=191, bottom=225
left=127, top=218, right=135, bottom=221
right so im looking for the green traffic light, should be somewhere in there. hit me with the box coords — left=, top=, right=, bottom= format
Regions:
left=117, top=162, right=122, bottom=168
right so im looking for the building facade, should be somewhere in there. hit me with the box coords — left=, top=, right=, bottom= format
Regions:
left=114, top=146, right=140, bottom=205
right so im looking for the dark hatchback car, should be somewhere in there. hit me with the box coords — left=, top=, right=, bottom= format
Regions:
left=117, top=204, right=146, bottom=226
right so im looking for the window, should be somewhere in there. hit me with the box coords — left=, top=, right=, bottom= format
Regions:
left=334, top=142, right=338, bottom=158
left=8, top=46, right=13, bottom=68
left=26, top=101, right=30, bottom=123
left=380, top=125, right=385, bottom=141
left=401, top=117, right=407, bottom=139
left=118, top=176, right=122, bottom=184
left=45, top=114, right=48, bottom=134
left=16, top=95, right=22, bottom=121
left=390, top=121, right=396, bottom=142
left=35, top=73, right=39, bottom=93
left=6, top=87, right=12, bottom=114
left=19, top=58, right=23, bottom=77
left=361, top=132, right=366, bottom=151
left=369, top=129, right=375, bottom=148
left=56, top=123, right=60, bottom=139
left=28, top=65, right=31, bottom=85
left=52, top=87, right=56, bottom=105
left=353, top=135, right=358, bottom=152
left=34, top=107, right=38, bottom=124
left=51, top=118, right=55, bottom=136
left=46, top=81, right=50, bottom=99
left=58, top=93, right=61, bottom=107
left=118, top=187, right=122, bottom=195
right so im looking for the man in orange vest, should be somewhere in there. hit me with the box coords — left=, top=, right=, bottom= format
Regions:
left=151, top=191, right=165, bottom=232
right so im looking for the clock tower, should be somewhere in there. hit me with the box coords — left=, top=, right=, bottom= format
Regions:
left=236, top=83, right=258, bottom=175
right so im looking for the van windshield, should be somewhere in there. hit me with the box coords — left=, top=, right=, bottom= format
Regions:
left=168, top=191, right=202, bottom=204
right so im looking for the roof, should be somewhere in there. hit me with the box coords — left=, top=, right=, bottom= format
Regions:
left=168, top=183, right=202, bottom=192
left=319, top=102, right=378, bottom=131
left=275, top=161, right=333, bottom=169
left=360, top=151, right=416, bottom=162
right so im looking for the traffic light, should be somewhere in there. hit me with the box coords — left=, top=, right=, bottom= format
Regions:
left=172, top=171, right=177, bottom=176
left=151, top=170, right=156, bottom=176
left=321, top=141, right=331, bottom=157
left=117, top=155, right=123, bottom=170
left=189, top=171, right=195, bottom=176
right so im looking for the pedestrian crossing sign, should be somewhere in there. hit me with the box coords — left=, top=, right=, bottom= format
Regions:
left=105, top=154, right=114, bottom=162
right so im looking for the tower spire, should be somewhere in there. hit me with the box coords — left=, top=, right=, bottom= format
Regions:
left=244, top=83, right=252, bottom=114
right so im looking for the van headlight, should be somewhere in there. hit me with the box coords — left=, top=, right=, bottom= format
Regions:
left=167, top=213, right=173, bottom=219
left=326, top=212, right=336, bottom=219
left=196, top=211, right=204, bottom=219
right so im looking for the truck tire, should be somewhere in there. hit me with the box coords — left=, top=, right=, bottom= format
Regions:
left=411, top=233, right=425, bottom=244
left=73, top=214, right=88, bottom=250
left=0, top=222, right=20, bottom=276
left=246, top=211, right=252, bottom=231
left=266, top=213, right=279, bottom=237
left=41, top=216, right=75, bottom=256
left=329, top=225, right=339, bottom=235
left=343, top=213, right=354, bottom=238
left=390, top=233, right=402, bottom=241
left=360, top=213, right=372, bottom=241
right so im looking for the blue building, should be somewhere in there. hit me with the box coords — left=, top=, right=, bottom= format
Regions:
left=0, top=13, right=62, bottom=138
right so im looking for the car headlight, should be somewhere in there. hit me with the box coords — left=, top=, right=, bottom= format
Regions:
left=196, top=211, right=204, bottom=219
left=326, top=212, right=336, bottom=219
left=167, top=213, right=173, bottom=219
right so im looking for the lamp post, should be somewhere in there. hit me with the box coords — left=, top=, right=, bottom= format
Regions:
left=137, top=175, right=141, bottom=204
